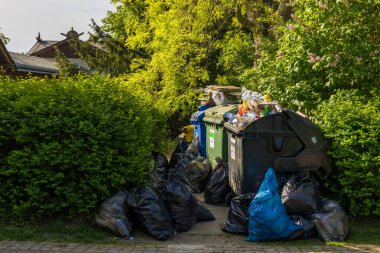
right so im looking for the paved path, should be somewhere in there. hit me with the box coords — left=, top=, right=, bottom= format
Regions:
left=1, top=194, right=379, bottom=253
left=0, top=238, right=379, bottom=253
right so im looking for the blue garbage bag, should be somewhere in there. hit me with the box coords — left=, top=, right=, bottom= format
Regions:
left=248, top=168, right=302, bottom=241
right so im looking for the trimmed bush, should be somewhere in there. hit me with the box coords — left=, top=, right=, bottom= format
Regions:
left=0, top=75, right=159, bottom=221
left=313, top=91, right=380, bottom=216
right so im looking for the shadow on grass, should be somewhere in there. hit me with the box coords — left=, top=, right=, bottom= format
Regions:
left=0, top=220, right=116, bottom=244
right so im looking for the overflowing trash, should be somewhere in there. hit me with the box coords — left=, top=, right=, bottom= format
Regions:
left=198, top=85, right=242, bottom=106
left=94, top=86, right=349, bottom=244
left=224, top=96, right=333, bottom=195
left=226, top=88, right=282, bottom=130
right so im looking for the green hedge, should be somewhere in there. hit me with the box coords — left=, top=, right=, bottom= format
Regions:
left=313, top=91, right=380, bottom=216
left=0, top=75, right=159, bottom=221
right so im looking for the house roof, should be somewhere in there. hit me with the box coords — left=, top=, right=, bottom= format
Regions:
left=28, top=39, right=72, bottom=57
left=9, top=52, right=91, bottom=75
left=9, top=52, right=59, bottom=74
left=27, top=40, right=59, bottom=55
left=2, top=29, right=96, bottom=75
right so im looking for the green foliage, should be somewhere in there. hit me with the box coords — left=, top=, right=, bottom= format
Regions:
left=72, top=20, right=146, bottom=76
left=0, top=75, right=160, bottom=221
left=82, top=0, right=290, bottom=129
left=248, top=0, right=380, bottom=113
left=313, top=91, right=380, bottom=216
left=0, top=28, right=9, bottom=45
left=54, top=47, right=80, bottom=77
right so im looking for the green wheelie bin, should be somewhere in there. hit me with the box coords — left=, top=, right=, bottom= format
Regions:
left=203, top=104, right=238, bottom=168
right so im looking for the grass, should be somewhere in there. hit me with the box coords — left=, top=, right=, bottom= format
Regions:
left=335, top=218, right=380, bottom=245
left=0, top=221, right=115, bottom=244
left=0, top=217, right=379, bottom=245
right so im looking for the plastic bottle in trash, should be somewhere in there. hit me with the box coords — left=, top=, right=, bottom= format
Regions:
left=263, top=106, right=270, bottom=116
left=263, top=94, right=271, bottom=102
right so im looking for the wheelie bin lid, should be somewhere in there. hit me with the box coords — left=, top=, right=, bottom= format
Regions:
left=198, top=104, right=211, bottom=111
left=203, top=104, right=238, bottom=124
left=190, top=110, right=206, bottom=124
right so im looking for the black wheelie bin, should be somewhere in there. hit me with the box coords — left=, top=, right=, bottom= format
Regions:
left=224, top=109, right=332, bottom=195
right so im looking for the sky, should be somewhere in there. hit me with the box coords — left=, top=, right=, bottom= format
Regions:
left=0, top=0, right=116, bottom=53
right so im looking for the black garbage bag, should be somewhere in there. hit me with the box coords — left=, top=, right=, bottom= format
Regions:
left=196, top=204, right=215, bottom=222
left=222, top=193, right=255, bottom=234
left=168, top=153, right=193, bottom=189
left=150, top=152, right=169, bottom=193
left=185, top=140, right=200, bottom=160
left=95, top=191, right=133, bottom=239
left=204, top=159, right=231, bottom=205
left=168, top=140, right=211, bottom=193
left=185, top=157, right=212, bottom=193
left=126, top=187, right=173, bottom=240
left=309, top=198, right=350, bottom=242
left=168, top=140, right=188, bottom=169
left=281, top=174, right=322, bottom=216
left=161, top=177, right=197, bottom=232
left=289, top=215, right=317, bottom=239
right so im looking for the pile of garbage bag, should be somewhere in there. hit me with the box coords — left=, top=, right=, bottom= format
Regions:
left=221, top=169, right=350, bottom=242
left=96, top=143, right=216, bottom=240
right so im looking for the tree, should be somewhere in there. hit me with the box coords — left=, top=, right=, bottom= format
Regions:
left=71, top=20, right=148, bottom=76
left=247, top=0, right=380, bottom=113
left=54, top=47, right=80, bottom=77
left=89, top=0, right=291, bottom=127
left=74, top=1, right=294, bottom=131
left=0, top=28, right=9, bottom=45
